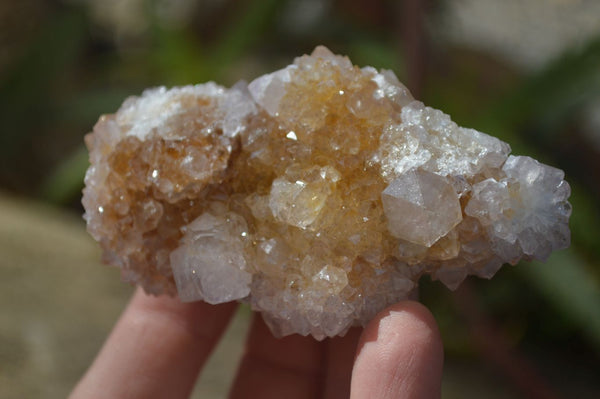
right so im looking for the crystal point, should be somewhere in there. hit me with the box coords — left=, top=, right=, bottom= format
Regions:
left=82, top=47, right=571, bottom=339
left=382, top=169, right=462, bottom=247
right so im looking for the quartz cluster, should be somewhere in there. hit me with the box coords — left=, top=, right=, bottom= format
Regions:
left=82, top=46, right=572, bottom=339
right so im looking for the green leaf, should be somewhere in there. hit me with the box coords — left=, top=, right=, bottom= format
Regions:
left=481, top=34, right=600, bottom=135
left=57, top=88, right=135, bottom=126
left=0, top=8, right=89, bottom=154
left=348, top=39, right=404, bottom=75
left=520, top=249, right=600, bottom=353
left=40, top=146, right=89, bottom=205
left=209, top=0, right=284, bottom=79
left=151, top=26, right=210, bottom=85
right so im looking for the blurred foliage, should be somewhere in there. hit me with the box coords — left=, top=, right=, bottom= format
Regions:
left=1, top=0, right=599, bottom=397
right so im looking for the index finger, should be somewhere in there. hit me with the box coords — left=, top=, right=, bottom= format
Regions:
left=70, top=288, right=237, bottom=399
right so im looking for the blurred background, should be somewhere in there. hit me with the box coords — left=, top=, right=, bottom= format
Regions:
left=1, top=0, right=600, bottom=397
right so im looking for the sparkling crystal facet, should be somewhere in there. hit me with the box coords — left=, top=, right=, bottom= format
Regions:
left=382, top=169, right=462, bottom=246
left=82, top=46, right=572, bottom=339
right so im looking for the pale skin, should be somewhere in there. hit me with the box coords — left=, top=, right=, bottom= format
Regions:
left=71, top=288, right=444, bottom=399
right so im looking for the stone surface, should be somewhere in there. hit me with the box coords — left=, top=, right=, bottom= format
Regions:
left=82, top=46, right=572, bottom=339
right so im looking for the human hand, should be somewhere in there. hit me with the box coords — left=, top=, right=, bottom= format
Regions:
left=70, top=288, right=443, bottom=399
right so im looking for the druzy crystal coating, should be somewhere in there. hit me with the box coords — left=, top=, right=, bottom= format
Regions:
left=82, top=46, right=571, bottom=339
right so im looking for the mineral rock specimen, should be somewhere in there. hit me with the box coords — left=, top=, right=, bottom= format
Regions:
left=82, top=46, right=572, bottom=339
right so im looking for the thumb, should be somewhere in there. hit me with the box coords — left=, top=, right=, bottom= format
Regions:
left=350, top=301, right=444, bottom=399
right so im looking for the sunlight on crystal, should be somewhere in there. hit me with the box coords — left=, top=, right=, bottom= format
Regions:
left=82, top=46, right=571, bottom=339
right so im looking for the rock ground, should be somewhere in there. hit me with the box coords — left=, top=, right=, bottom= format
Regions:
left=0, top=193, right=248, bottom=399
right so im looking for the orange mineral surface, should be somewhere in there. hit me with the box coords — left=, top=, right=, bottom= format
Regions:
left=82, top=47, right=571, bottom=339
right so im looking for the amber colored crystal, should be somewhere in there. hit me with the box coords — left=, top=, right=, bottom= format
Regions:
left=82, top=47, right=571, bottom=339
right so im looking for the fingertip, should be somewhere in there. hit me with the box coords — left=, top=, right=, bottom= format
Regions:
left=366, top=300, right=441, bottom=352
left=351, top=301, right=444, bottom=399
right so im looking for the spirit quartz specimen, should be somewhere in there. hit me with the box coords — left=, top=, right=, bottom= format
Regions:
left=82, top=46, right=571, bottom=339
